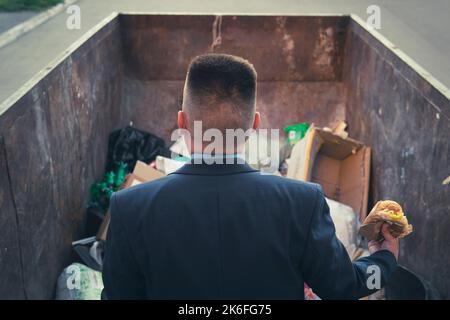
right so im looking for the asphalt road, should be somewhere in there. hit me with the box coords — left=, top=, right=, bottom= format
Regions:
left=0, top=11, right=37, bottom=33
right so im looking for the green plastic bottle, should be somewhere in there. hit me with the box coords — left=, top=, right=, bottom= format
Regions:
left=283, top=122, right=309, bottom=145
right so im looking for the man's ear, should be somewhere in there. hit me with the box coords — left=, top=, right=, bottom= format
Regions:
left=252, top=111, right=261, bottom=130
left=178, top=110, right=187, bottom=129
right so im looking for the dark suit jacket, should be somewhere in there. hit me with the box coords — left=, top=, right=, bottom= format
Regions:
left=102, top=161, right=397, bottom=299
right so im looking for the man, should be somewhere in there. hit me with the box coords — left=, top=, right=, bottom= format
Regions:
left=102, top=54, right=398, bottom=299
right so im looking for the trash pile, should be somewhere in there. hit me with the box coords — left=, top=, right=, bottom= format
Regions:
left=278, top=121, right=373, bottom=300
left=57, top=126, right=189, bottom=300
left=56, top=121, right=374, bottom=300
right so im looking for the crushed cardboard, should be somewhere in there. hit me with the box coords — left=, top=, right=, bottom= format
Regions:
left=122, top=160, right=165, bottom=189
left=287, top=125, right=371, bottom=221
left=156, top=155, right=185, bottom=174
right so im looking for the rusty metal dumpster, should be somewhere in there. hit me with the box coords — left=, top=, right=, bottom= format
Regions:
left=0, top=13, right=448, bottom=299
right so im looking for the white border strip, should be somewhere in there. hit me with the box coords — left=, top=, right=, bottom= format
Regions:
left=0, top=0, right=79, bottom=49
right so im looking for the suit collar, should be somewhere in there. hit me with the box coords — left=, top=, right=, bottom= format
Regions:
left=170, top=160, right=258, bottom=176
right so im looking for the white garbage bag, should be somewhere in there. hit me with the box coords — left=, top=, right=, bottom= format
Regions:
left=55, top=263, right=103, bottom=300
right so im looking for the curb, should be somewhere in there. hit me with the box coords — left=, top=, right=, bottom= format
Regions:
left=0, top=0, right=78, bottom=49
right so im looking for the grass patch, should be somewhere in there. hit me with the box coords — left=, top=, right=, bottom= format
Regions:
left=0, top=0, right=64, bottom=11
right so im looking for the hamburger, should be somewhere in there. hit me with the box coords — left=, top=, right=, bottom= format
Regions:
left=359, top=200, right=413, bottom=240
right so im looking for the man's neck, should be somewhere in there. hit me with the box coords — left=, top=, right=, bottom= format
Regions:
left=190, top=152, right=244, bottom=159
left=189, top=152, right=246, bottom=164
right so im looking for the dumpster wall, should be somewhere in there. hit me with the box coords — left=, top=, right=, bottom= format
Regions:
left=119, top=15, right=348, bottom=140
left=120, top=14, right=450, bottom=298
left=0, top=16, right=123, bottom=299
left=0, top=13, right=448, bottom=299
left=0, top=138, right=24, bottom=299
left=343, top=18, right=450, bottom=298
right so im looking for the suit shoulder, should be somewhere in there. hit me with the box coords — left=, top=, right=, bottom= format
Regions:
left=113, top=174, right=178, bottom=203
left=109, top=174, right=180, bottom=230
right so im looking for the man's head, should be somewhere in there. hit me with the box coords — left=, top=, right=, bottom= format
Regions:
left=178, top=54, right=260, bottom=152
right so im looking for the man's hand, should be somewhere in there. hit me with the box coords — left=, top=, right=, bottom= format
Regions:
left=368, top=223, right=399, bottom=260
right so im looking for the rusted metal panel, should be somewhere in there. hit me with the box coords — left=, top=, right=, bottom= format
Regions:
left=1, top=92, right=62, bottom=299
left=0, top=13, right=448, bottom=300
left=344, top=19, right=450, bottom=298
left=257, top=81, right=346, bottom=130
left=0, top=15, right=123, bottom=299
left=0, top=137, right=25, bottom=299
left=120, top=15, right=348, bottom=141
left=120, top=79, right=346, bottom=142
left=120, top=79, right=183, bottom=141
left=120, top=15, right=348, bottom=82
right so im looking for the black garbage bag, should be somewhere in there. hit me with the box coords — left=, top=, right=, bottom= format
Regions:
left=385, top=266, right=443, bottom=300
left=105, top=126, right=169, bottom=173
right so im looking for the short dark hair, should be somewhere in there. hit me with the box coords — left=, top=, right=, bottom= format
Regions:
left=183, top=54, right=257, bottom=130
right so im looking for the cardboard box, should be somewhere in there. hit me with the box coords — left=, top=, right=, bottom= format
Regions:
left=96, top=211, right=110, bottom=242
left=121, top=160, right=165, bottom=189
left=96, top=161, right=166, bottom=241
left=287, top=126, right=371, bottom=220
